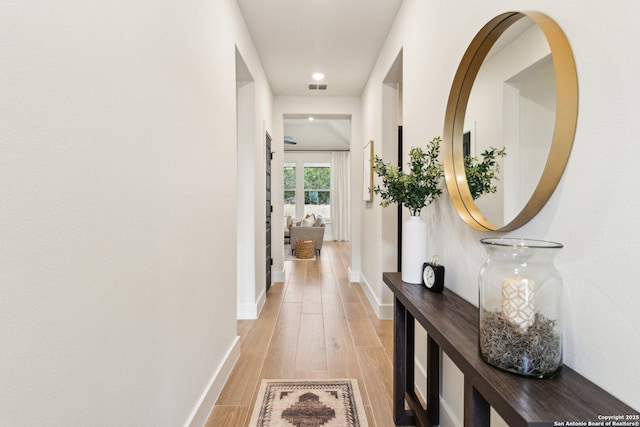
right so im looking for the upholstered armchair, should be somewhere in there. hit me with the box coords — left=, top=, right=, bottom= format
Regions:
left=289, top=215, right=326, bottom=255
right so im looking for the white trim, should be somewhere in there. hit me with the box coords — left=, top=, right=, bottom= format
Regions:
left=358, top=273, right=393, bottom=320
left=414, top=356, right=427, bottom=402
left=348, top=267, right=360, bottom=283
left=378, top=301, right=393, bottom=320
left=272, top=268, right=285, bottom=283
left=237, top=288, right=267, bottom=320
left=237, top=303, right=257, bottom=320
left=184, top=336, right=241, bottom=427
left=414, top=353, right=461, bottom=427
left=439, top=393, right=463, bottom=427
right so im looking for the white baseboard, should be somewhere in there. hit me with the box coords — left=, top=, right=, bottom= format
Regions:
left=378, top=301, right=393, bottom=319
left=348, top=267, right=360, bottom=283
left=414, top=355, right=462, bottom=427
left=185, top=336, right=241, bottom=427
left=237, top=288, right=266, bottom=320
left=439, top=395, right=462, bottom=427
left=414, top=357, right=427, bottom=402
left=358, top=273, right=393, bottom=320
left=272, top=268, right=285, bottom=283
left=237, top=303, right=256, bottom=319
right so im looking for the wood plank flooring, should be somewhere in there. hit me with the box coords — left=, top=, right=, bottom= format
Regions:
left=206, top=241, right=395, bottom=427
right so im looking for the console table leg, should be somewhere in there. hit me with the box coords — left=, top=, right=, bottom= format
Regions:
left=464, top=377, right=490, bottom=427
left=406, top=311, right=415, bottom=392
left=393, top=298, right=415, bottom=425
left=427, top=336, right=440, bottom=425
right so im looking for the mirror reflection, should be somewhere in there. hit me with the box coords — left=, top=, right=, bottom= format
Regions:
left=464, top=17, right=555, bottom=226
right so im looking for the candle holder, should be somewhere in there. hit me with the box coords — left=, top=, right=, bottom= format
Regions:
left=479, top=238, right=563, bottom=378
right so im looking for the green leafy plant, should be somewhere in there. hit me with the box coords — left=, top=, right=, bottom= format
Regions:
left=464, top=147, right=506, bottom=200
left=372, top=136, right=444, bottom=216
left=372, top=137, right=507, bottom=214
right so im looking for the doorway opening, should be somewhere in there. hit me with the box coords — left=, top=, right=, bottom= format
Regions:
left=382, top=49, right=403, bottom=273
left=236, top=48, right=262, bottom=319
left=282, top=114, right=352, bottom=245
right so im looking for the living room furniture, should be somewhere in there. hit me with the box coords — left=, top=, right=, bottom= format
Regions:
left=383, top=272, right=637, bottom=426
left=289, top=216, right=325, bottom=255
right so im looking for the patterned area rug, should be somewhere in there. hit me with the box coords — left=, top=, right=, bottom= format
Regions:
left=248, top=379, right=368, bottom=427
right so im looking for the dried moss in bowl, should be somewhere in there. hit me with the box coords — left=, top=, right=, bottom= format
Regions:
left=480, top=311, right=561, bottom=378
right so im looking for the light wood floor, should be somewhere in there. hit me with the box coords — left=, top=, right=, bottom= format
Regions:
left=205, top=241, right=395, bottom=427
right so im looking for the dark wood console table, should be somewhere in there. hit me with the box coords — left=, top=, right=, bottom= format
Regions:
left=383, top=272, right=638, bottom=427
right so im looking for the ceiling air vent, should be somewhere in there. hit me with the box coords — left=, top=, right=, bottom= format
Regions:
left=307, top=83, right=328, bottom=91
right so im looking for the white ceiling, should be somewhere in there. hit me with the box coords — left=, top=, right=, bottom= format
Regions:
left=236, top=0, right=403, bottom=97
left=284, top=115, right=351, bottom=151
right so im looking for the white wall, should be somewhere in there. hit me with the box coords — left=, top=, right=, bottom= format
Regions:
left=0, top=0, right=272, bottom=425
left=360, top=0, right=640, bottom=421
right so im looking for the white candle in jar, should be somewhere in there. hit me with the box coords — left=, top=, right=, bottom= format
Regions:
left=501, top=276, right=535, bottom=330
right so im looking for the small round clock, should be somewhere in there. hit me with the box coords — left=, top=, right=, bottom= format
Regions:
left=422, top=261, right=445, bottom=292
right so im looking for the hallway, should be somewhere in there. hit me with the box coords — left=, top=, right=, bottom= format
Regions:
left=206, top=242, right=395, bottom=426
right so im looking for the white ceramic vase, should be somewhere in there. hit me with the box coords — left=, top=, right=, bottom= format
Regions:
left=402, top=215, right=428, bottom=284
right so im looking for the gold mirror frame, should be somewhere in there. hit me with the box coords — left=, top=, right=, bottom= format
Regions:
left=443, top=11, right=578, bottom=231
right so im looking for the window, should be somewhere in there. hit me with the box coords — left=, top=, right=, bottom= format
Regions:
left=284, top=160, right=332, bottom=220
left=283, top=163, right=296, bottom=217
left=304, top=163, right=330, bottom=218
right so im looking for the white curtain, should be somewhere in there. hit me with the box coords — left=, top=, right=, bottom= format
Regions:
left=331, top=151, right=351, bottom=241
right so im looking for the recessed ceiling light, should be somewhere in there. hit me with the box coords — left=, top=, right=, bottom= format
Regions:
left=312, top=72, right=325, bottom=81
left=308, top=117, right=315, bottom=121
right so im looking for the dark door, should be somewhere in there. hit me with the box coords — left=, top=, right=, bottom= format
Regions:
left=397, top=125, right=403, bottom=272
left=265, top=132, right=272, bottom=292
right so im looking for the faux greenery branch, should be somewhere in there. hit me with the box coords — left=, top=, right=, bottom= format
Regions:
left=464, top=146, right=506, bottom=200
left=372, top=136, right=444, bottom=216
left=372, top=136, right=506, bottom=215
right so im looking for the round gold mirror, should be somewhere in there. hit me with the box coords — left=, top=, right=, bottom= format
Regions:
left=443, top=11, right=578, bottom=231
